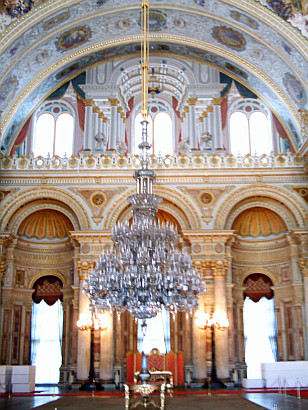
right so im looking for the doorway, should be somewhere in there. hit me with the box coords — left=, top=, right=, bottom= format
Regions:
left=31, top=276, right=64, bottom=384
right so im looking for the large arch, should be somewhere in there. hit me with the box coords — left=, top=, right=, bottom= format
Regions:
left=0, top=1, right=306, bottom=154
left=102, top=185, right=202, bottom=230
left=0, top=187, right=91, bottom=232
left=214, top=184, right=307, bottom=231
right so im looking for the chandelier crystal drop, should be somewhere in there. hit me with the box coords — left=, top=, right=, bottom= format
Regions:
left=83, top=0, right=205, bottom=322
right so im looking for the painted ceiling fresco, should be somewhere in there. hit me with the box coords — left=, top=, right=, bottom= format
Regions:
left=0, top=0, right=307, bottom=153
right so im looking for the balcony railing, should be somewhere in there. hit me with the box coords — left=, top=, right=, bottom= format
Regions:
left=0, top=151, right=304, bottom=171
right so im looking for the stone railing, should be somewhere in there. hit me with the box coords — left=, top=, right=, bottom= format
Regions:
left=0, top=151, right=304, bottom=171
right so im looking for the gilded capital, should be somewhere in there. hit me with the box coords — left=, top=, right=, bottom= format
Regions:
left=77, top=260, right=96, bottom=280
left=0, top=262, right=6, bottom=282
left=212, top=97, right=224, bottom=106
left=117, top=106, right=123, bottom=113
left=202, top=111, right=208, bottom=118
left=187, top=98, right=198, bottom=106
left=183, top=106, right=189, bottom=113
left=92, top=106, right=100, bottom=114
left=299, top=258, right=308, bottom=278
left=211, top=260, right=228, bottom=278
left=84, top=99, right=94, bottom=107
left=109, top=98, right=120, bottom=106
left=207, top=106, right=214, bottom=113
left=98, top=112, right=105, bottom=119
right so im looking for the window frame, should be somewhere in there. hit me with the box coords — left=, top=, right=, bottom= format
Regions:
left=228, top=99, right=273, bottom=156
left=32, top=100, right=75, bottom=157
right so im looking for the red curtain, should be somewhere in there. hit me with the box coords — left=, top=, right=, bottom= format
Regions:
left=32, top=276, right=63, bottom=306
left=77, top=96, right=85, bottom=131
left=126, top=97, right=134, bottom=119
left=221, top=97, right=228, bottom=131
left=172, top=96, right=181, bottom=119
left=10, top=116, right=32, bottom=155
left=272, top=113, right=294, bottom=152
left=244, top=273, right=273, bottom=303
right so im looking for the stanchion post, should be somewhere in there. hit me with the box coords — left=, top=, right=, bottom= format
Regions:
left=208, top=378, right=211, bottom=396
left=283, top=377, right=287, bottom=396
left=297, top=378, right=301, bottom=400
left=8, top=382, right=11, bottom=399
left=278, top=377, right=282, bottom=394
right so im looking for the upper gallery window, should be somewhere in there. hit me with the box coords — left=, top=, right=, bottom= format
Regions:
left=229, top=100, right=272, bottom=156
left=33, top=101, right=74, bottom=157
left=134, top=109, right=173, bottom=156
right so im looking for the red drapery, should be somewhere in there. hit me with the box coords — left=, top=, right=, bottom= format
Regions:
left=172, top=96, right=181, bottom=119
left=32, top=276, right=63, bottom=306
left=244, top=273, right=274, bottom=303
left=272, top=113, right=294, bottom=153
left=221, top=97, right=228, bottom=131
left=77, top=96, right=85, bottom=131
left=10, top=116, right=32, bottom=155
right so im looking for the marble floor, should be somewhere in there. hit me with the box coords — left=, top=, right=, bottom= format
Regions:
left=0, top=386, right=307, bottom=410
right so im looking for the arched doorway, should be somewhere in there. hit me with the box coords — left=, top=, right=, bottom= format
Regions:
left=243, top=274, right=278, bottom=379
left=31, top=276, right=63, bottom=384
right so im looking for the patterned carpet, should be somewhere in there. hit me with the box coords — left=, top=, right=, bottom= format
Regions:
left=26, top=394, right=267, bottom=409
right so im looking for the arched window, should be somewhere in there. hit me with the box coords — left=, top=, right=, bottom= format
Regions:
left=134, top=105, right=173, bottom=156
left=153, top=112, right=172, bottom=156
left=229, top=100, right=272, bottom=156
left=33, top=101, right=74, bottom=157
left=137, top=307, right=171, bottom=354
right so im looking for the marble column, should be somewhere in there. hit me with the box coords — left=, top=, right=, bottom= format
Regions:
left=299, top=258, right=308, bottom=359
left=92, top=106, right=100, bottom=149
left=98, top=112, right=104, bottom=134
left=83, top=99, right=94, bottom=151
left=212, top=98, right=224, bottom=150
left=212, top=260, right=229, bottom=379
left=187, top=98, right=198, bottom=150
left=207, top=106, right=214, bottom=137
left=76, top=261, right=96, bottom=381
left=108, top=98, right=119, bottom=151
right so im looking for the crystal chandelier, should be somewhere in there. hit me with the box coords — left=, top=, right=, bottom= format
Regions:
left=83, top=0, right=205, bottom=323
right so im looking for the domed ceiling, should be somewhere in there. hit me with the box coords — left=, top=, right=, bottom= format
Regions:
left=232, top=207, right=287, bottom=237
left=0, top=0, right=306, bottom=154
left=18, top=210, right=74, bottom=240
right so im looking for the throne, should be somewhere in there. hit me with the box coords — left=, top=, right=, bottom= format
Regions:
left=126, top=348, right=184, bottom=387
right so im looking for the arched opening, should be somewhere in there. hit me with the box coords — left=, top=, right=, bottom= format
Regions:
left=31, top=276, right=64, bottom=384
left=243, top=274, right=277, bottom=379
left=137, top=306, right=171, bottom=354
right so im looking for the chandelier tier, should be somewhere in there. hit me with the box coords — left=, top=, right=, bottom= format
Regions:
left=83, top=0, right=205, bottom=321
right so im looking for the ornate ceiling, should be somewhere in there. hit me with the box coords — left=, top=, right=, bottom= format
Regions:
left=0, top=0, right=307, bottom=154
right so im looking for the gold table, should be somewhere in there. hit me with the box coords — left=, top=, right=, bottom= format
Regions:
left=124, top=383, right=165, bottom=409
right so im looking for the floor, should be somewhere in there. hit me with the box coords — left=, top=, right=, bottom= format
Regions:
left=0, top=385, right=307, bottom=410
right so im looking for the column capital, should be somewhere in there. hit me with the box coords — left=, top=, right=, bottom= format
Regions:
left=211, top=260, right=228, bottom=278
left=202, top=111, right=208, bottom=118
left=117, top=106, right=123, bottom=113
left=98, top=112, right=105, bottom=119
left=299, top=258, right=308, bottom=278
left=207, top=106, right=214, bottom=113
left=212, top=97, right=224, bottom=106
left=198, top=116, right=204, bottom=122
left=0, top=261, right=6, bottom=282
left=109, top=98, right=120, bottom=106
left=187, top=97, right=198, bottom=106
left=183, top=105, right=189, bottom=113
left=92, top=106, right=100, bottom=114
left=84, top=99, right=94, bottom=107
left=77, top=260, right=96, bottom=280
